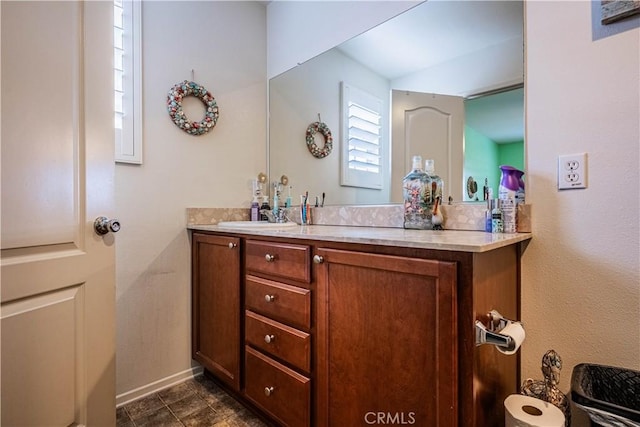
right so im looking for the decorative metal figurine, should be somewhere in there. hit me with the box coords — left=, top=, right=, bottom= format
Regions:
left=521, top=349, right=571, bottom=426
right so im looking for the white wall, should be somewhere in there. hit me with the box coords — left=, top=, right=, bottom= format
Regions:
left=115, top=1, right=266, bottom=401
left=524, top=1, right=639, bottom=423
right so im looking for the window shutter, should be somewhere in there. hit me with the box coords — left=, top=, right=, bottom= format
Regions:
left=341, top=82, right=384, bottom=189
left=114, top=0, right=142, bottom=164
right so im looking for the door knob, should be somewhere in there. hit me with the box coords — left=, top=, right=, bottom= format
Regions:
left=94, top=216, right=121, bottom=235
left=313, top=255, right=324, bottom=264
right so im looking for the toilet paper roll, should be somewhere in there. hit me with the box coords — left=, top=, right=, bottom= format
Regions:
left=505, top=394, right=565, bottom=427
left=497, top=322, right=525, bottom=355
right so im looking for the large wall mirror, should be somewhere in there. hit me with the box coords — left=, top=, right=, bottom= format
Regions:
left=269, top=0, right=524, bottom=206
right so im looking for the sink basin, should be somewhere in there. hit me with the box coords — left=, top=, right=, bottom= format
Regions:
left=216, top=221, right=298, bottom=229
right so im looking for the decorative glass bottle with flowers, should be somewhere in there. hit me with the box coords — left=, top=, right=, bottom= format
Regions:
left=403, top=155, right=430, bottom=229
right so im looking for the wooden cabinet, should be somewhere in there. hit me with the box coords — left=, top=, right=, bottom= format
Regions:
left=243, top=240, right=312, bottom=426
left=245, top=311, right=311, bottom=372
left=245, top=239, right=311, bottom=283
left=191, top=230, right=523, bottom=427
left=245, top=276, right=311, bottom=330
left=245, top=347, right=311, bottom=426
left=315, top=248, right=458, bottom=426
left=191, top=233, right=241, bottom=391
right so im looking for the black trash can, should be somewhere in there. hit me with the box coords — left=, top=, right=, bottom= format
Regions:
left=571, top=363, right=640, bottom=427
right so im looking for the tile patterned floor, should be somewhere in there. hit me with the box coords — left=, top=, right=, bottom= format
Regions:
left=117, top=375, right=269, bottom=427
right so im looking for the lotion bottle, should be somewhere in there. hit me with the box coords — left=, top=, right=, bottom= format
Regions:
left=250, top=179, right=261, bottom=221
left=250, top=196, right=260, bottom=221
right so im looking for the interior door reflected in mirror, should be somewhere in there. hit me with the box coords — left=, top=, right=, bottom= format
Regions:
left=269, top=0, right=524, bottom=206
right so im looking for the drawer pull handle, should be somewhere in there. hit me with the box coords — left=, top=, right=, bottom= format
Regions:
left=264, top=386, right=275, bottom=397
left=265, top=254, right=276, bottom=262
left=313, top=255, right=324, bottom=264
left=228, top=242, right=237, bottom=249
left=264, top=334, right=275, bottom=344
left=264, top=294, right=275, bottom=303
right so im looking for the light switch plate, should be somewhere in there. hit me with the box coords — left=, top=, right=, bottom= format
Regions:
left=558, top=153, right=588, bottom=190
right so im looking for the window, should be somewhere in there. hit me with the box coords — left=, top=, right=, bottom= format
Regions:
left=114, top=0, right=142, bottom=164
left=340, top=82, right=383, bottom=189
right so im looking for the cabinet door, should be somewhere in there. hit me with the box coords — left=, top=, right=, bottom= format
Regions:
left=316, top=249, right=457, bottom=427
left=192, top=233, right=241, bottom=391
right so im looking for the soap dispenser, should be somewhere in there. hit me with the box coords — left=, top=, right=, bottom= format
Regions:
left=260, top=196, right=271, bottom=221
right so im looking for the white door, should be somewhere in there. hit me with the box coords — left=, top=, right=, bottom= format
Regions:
left=391, top=90, right=464, bottom=203
left=1, top=2, right=116, bottom=425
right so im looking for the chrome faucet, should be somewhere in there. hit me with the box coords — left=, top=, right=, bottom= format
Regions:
left=260, top=208, right=290, bottom=223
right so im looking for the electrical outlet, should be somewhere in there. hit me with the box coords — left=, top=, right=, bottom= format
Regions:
left=558, top=153, right=588, bottom=190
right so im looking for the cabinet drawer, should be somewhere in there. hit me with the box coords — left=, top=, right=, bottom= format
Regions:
left=245, top=240, right=310, bottom=283
left=245, top=346, right=310, bottom=427
left=245, top=276, right=310, bottom=330
left=245, top=310, right=310, bottom=373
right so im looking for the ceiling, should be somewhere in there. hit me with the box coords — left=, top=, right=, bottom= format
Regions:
left=336, top=0, right=524, bottom=143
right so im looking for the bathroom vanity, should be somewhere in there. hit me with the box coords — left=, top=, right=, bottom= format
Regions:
left=190, top=224, right=531, bottom=426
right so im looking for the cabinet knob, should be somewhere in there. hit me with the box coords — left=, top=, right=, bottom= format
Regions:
left=264, top=294, right=275, bottom=303
left=264, top=386, right=275, bottom=397
left=228, top=242, right=237, bottom=249
left=264, top=334, right=275, bottom=344
left=313, top=255, right=324, bottom=264
left=265, top=253, right=275, bottom=262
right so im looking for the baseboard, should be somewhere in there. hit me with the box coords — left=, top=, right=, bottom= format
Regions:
left=116, top=366, right=204, bottom=407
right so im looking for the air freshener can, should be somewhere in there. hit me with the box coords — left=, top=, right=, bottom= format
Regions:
left=499, top=165, right=525, bottom=204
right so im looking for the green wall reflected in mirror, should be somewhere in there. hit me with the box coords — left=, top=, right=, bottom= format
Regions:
left=463, top=86, right=524, bottom=201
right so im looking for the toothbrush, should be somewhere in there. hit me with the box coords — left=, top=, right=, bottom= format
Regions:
left=321, top=192, right=325, bottom=208
left=300, top=194, right=307, bottom=224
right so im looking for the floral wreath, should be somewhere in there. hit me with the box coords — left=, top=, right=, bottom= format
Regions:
left=305, top=121, right=333, bottom=158
left=167, top=80, right=219, bottom=136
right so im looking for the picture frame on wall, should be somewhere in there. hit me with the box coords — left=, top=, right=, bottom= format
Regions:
left=601, top=0, right=640, bottom=24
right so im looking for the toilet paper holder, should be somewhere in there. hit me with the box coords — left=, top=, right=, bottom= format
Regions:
left=475, top=309, right=523, bottom=351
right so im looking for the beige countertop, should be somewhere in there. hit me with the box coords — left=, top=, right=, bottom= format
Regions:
left=188, top=224, right=531, bottom=253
